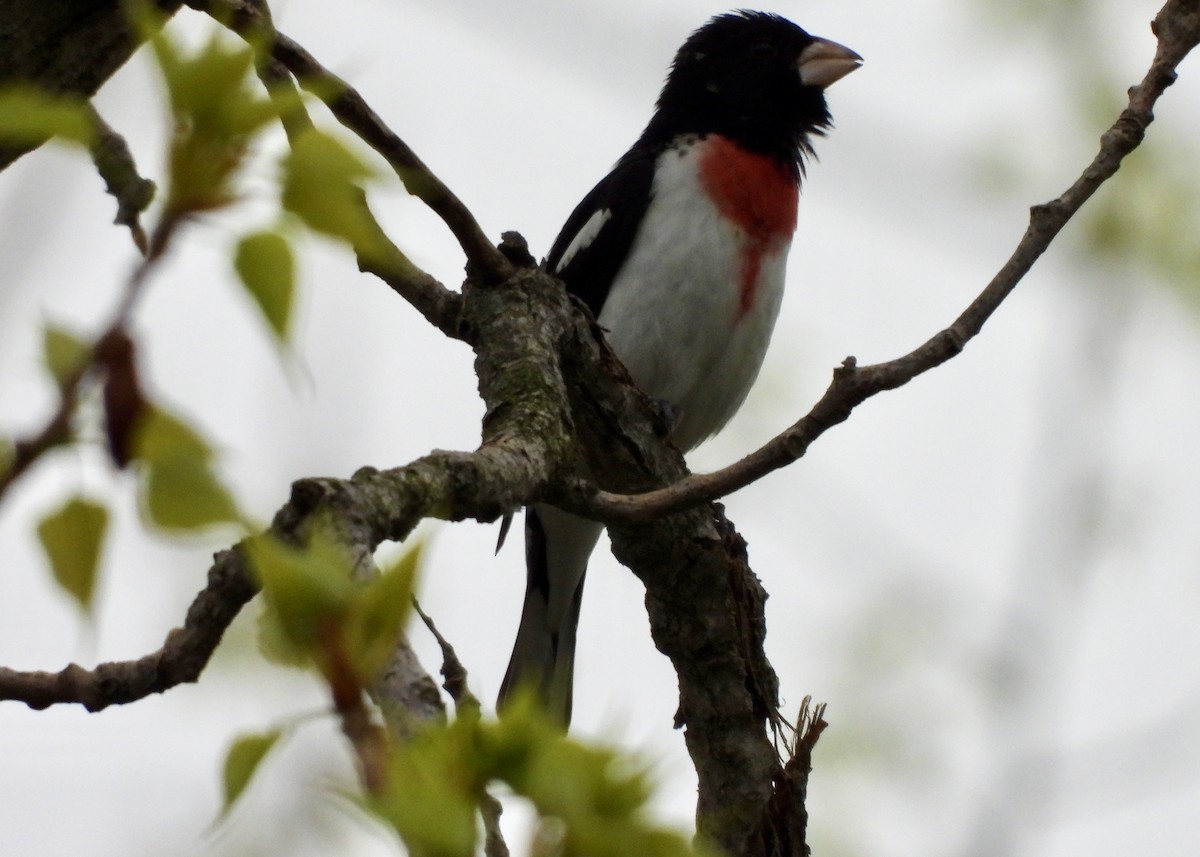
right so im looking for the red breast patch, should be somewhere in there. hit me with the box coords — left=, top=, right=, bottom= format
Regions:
left=697, top=135, right=798, bottom=319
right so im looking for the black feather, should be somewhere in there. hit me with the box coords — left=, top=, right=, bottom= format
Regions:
left=543, top=155, right=656, bottom=317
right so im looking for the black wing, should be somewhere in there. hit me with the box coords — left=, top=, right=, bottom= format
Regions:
left=544, top=153, right=656, bottom=318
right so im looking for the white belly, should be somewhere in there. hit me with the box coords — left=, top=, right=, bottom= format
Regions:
left=598, top=144, right=790, bottom=451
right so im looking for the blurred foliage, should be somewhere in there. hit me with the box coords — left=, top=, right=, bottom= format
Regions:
left=132, top=406, right=244, bottom=532
left=237, top=528, right=707, bottom=857
left=145, top=15, right=282, bottom=220
left=280, top=127, right=391, bottom=264
left=975, top=0, right=1200, bottom=307
left=221, top=727, right=287, bottom=819
left=10, top=11, right=402, bottom=611
left=41, top=323, right=91, bottom=386
left=215, top=697, right=709, bottom=857
left=376, top=698, right=707, bottom=857
left=250, top=531, right=418, bottom=687
left=234, top=229, right=296, bottom=342
left=1082, top=146, right=1200, bottom=301
left=0, top=85, right=96, bottom=148
left=36, top=496, right=108, bottom=612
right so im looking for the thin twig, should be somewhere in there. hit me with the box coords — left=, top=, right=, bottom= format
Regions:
left=412, top=599, right=510, bottom=857
left=269, top=29, right=515, bottom=284
left=0, top=373, right=82, bottom=503
left=412, top=598, right=479, bottom=715
left=562, top=4, right=1200, bottom=525
left=322, top=625, right=390, bottom=795
left=0, top=216, right=177, bottom=505
left=85, top=104, right=155, bottom=254
left=480, top=792, right=511, bottom=857
left=186, top=0, right=467, bottom=336
left=0, top=546, right=258, bottom=710
left=183, top=0, right=515, bottom=286
left=1, top=263, right=577, bottom=708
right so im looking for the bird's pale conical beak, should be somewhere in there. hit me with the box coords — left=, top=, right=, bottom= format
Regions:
left=798, top=38, right=862, bottom=88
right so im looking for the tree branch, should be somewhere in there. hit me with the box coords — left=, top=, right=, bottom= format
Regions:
left=413, top=599, right=479, bottom=716
left=0, top=546, right=257, bottom=710
left=0, top=267, right=583, bottom=711
left=566, top=1, right=1200, bottom=525
left=352, top=198, right=469, bottom=340
left=413, top=600, right=511, bottom=857
left=85, top=104, right=155, bottom=254
left=183, top=0, right=516, bottom=286
left=189, top=0, right=472, bottom=337
left=268, top=31, right=515, bottom=285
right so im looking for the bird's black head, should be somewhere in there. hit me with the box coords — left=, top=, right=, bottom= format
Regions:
left=640, top=11, right=860, bottom=168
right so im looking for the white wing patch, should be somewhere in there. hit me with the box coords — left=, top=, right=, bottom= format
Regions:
left=554, top=208, right=612, bottom=273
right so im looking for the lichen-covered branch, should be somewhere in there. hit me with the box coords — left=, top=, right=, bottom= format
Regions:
left=0, top=268, right=580, bottom=711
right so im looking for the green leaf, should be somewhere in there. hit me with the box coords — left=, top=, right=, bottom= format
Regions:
left=142, top=454, right=240, bottom=531
left=376, top=725, right=480, bottom=857
left=221, top=728, right=284, bottom=817
left=148, top=27, right=279, bottom=217
left=0, top=85, right=95, bottom=147
left=152, top=30, right=276, bottom=139
left=160, top=34, right=253, bottom=129
left=132, top=407, right=213, bottom=464
left=133, top=407, right=240, bottom=531
left=519, top=732, right=647, bottom=823
left=132, top=406, right=241, bottom=535
left=344, top=540, right=422, bottom=683
left=36, top=497, right=108, bottom=611
left=249, top=532, right=355, bottom=661
left=490, top=702, right=703, bottom=857
left=371, top=707, right=707, bottom=857
left=281, top=128, right=386, bottom=261
left=255, top=603, right=313, bottom=669
left=234, top=230, right=295, bottom=341
left=43, top=323, right=91, bottom=385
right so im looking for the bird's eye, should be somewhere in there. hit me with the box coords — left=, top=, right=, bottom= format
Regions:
left=750, top=41, right=776, bottom=61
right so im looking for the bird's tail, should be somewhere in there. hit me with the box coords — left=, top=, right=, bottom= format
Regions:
left=497, top=505, right=603, bottom=726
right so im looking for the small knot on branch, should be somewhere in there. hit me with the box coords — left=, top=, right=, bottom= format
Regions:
left=497, top=231, right=536, bottom=268
left=834, top=355, right=858, bottom=382
left=942, top=327, right=967, bottom=356
left=1030, top=199, right=1066, bottom=223
left=286, top=477, right=339, bottom=521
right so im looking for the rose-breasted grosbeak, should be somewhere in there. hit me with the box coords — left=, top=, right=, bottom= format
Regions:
left=499, top=11, right=860, bottom=725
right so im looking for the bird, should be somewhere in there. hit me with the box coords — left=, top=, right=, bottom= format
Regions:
left=498, top=11, right=860, bottom=726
